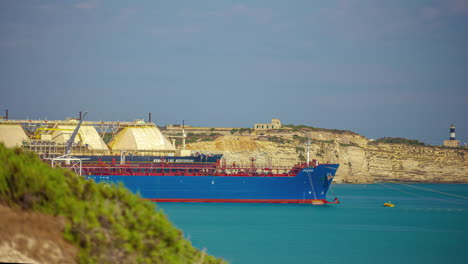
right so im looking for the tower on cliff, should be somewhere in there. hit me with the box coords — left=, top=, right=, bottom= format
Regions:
left=450, top=124, right=456, bottom=140
left=443, top=124, right=460, bottom=147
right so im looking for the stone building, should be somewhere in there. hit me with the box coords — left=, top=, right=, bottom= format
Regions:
left=444, top=140, right=460, bottom=147
left=254, top=118, right=282, bottom=130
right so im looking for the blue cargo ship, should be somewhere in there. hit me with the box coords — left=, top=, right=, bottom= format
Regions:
left=82, top=159, right=340, bottom=204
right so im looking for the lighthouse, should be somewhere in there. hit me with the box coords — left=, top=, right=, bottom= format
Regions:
left=443, top=124, right=460, bottom=147
left=450, top=124, right=456, bottom=140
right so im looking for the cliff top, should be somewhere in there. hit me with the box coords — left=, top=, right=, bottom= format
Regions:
left=283, top=124, right=359, bottom=135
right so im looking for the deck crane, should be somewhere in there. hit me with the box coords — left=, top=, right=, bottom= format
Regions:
left=65, top=111, right=87, bottom=156
left=50, top=111, right=89, bottom=175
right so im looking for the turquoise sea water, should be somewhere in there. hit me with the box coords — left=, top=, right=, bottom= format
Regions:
left=157, top=184, right=468, bottom=264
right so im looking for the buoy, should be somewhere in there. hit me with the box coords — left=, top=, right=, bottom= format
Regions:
left=384, top=201, right=395, bottom=207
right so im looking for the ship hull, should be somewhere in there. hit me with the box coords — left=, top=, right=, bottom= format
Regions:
left=87, top=164, right=340, bottom=204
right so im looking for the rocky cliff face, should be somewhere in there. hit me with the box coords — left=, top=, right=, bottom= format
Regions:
left=185, top=132, right=468, bottom=183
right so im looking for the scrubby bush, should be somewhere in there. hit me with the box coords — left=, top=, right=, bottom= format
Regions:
left=266, top=136, right=291, bottom=144
left=238, top=128, right=252, bottom=135
left=284, top=124, right=355, bottom=134
left=372, top=137, right=426, bottom=146
left=184, top=133, right=222, bottom=144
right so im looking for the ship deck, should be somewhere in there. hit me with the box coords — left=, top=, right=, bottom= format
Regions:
left=78, top=161, right=310, bottom=177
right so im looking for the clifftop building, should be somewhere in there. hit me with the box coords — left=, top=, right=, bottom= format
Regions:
left=254, top=118, right=282, bottom=130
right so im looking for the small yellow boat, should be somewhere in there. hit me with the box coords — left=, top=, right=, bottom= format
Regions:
left=384, top=202, right=395, bottom=207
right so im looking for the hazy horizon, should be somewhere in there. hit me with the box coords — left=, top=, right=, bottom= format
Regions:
left=1, top=0, right=467, bottom=146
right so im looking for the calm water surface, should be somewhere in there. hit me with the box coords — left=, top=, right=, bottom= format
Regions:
left=157, top=184, right=468, bottom=264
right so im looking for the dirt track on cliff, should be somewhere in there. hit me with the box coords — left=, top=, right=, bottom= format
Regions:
left=0, top=204, right=77, bottom=264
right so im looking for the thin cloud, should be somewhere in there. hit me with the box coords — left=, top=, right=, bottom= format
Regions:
left=226, top=4, right=272, bottom=23
left=185, top=4, right=273, bottom=24
left=148, top=24, right=201, bottom=35
left=112, top=7, right=138, bottom=24
left=181, top=24, right=200, bottom=33
left=75, top=0, right=98, bottom=9
left=36, top=4, right=59, bottom=14
left=314, top=0, right=468, bottom=40
left=421, top=0, right=468, bottom=21
left=450, top=0, right=468, bottom=14
left=422, top=7, right=440, bottom=21
left=312, top=90, right=466, bottom=108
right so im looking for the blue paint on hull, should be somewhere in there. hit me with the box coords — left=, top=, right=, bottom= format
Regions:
left=87, top=164, right=339, bottom=202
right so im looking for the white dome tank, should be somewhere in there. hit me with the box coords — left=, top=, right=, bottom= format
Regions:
left=108, top=127, right=175, bottom=151
left=51, top=125, right=109, bottom=151
left=0, top=125, right=29, bottom=148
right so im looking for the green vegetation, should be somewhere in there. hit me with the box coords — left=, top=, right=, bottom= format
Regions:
left=292, top=135, right=309, bottom=144
left=339, top=142, right=359, bottom=147
left=184, top=132, right=223, bottom=144
left=265, top=136, right=291, bottom=144
left=0, top=144, right=225, bottom=264
left=372, top=137, right=426, bottom=146
left=295, top=147, right=305, bottom=153
left=284, top=124, right=319, bottom=131
left=284, top=124, right=355, bottom=134
left=238, top=128, right=253, bottom=135
left=228, top=128, right=252, bottom=135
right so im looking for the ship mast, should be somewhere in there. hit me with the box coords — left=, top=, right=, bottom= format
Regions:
left=182, top=120, right=186, bottom=150
left=306, top=138, right=310, bottom=165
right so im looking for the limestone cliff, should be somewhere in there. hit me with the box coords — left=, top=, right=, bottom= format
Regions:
left=185, top=132, right=468, bottom=183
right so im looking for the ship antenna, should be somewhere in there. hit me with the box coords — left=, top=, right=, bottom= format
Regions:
left=182, top=120, right=186, bottom=150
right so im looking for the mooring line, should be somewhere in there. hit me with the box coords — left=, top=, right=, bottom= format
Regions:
left=378, top=183, right=468, bottom=206
left=392, top=182, right=468, bottom=199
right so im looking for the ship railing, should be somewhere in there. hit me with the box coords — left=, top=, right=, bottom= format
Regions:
left=78, top=162, right=315, bottom=177
left=215, top=163, right=306, bottom=176
left=80, top=162, right=218, bottom=169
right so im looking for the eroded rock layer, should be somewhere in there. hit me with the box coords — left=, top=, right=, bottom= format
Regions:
left=185, top=133, right=467, bottom=183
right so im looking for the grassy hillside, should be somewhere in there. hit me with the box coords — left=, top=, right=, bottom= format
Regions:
left=0, top=144, right=226, bottom=264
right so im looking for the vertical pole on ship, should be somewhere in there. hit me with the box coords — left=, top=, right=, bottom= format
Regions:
left=182, top=120, right=186, bottom=150
left=306, top=138, right=310, bottom=165
left=149, top=112, right=152, bottom=123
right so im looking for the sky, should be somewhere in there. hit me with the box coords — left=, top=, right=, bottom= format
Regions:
left=0, top=0, right=467, bottom=145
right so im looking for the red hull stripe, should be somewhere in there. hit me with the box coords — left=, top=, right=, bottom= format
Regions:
left=146, top=198, right=340, bottom=204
